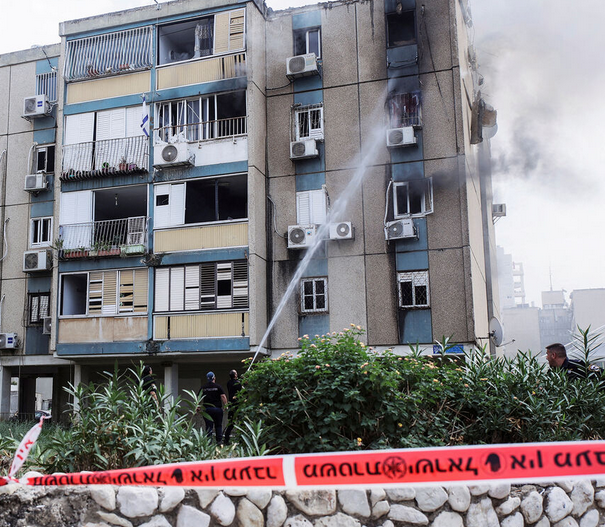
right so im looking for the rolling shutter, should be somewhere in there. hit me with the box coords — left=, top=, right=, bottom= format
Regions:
left=229, top=10, right=245, bottom=51
left=185, top=265, right=200, bottom=310
left=155, top=268, right=170, bottom=312
left=102, top=271, right=117, bottom=315
left=296, top=189, right=327, bottom=225
left=200, top=262, right=216, bottom=310
left=133, top=268, right=148, bottom=312
left=169, top=267, right=185, bottom=312
left=88, top=271, right=103, bottom=315
left=119, top=270, right=134, bottom=312
left=232, top=260, right=248, bottom=308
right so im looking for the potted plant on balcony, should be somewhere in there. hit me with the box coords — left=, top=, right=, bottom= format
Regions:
left=119, top=157, right=128, bottom=171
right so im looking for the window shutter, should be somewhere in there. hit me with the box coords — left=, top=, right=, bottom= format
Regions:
left=102, top=271, right=117, bottom=315
left=60, top=190, right=92, bottom=225
left=88, top=271, right=103, bottom=315
left=169, top=267, right=185, bottom=312
left=155, top=268, right=170, bottom=312
left=96, top=108, right=125, bottom=141
left=119, top=270, right=134, bottom=312
left=229, top=10, right=245, bottom=51
left=310, top=189, right=327, bottom=224
left=170, top=183, right=185, bottom=226
left=133, top=268, right=148, bottom=312
left=214, top=12, right=230, bottom=54
left=216, top=262, right=233, bottom=309
left=232, top=260, right=248, bottom=308
left=126, top=106, right=144, bottom=137
left=296, top=191, right=311, bottom=225
left=64, top=113, right=94, bottom=145
left=154, top=184, right=171, bottom=229
left=200, top=262, right=216, bottom=309
left=185, top=265, right=200, bottom=310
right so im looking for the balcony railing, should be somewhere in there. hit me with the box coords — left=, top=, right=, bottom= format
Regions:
left=155, top=116, right=247, bottom=143
left=61, top=136, right=148, bottom=181
left=64, top=26, right=153, bottom=82
left=58, top=217, right=148, bottom=258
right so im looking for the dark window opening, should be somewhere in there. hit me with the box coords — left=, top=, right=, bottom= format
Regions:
left=158, top=16, right=214, bottom=65
left=36, top=145, right=55, bottom=173
left=394, top=179, right=432, bottom=217
left=293, top=28, right=321, bottom=58
left=185, top=175, right=247, bottom=224
left=94, top=185, right=147, bottom=222
left=399, top=281, right=413, bottom=306
left=156, top=195, right=169, bottom=207
left=387, top=11, right=416, bottom=47
left=60, top=274, right=87, bottom=316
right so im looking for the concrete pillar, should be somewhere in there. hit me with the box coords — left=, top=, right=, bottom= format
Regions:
left=53, top=366, right=73, bottom=424
left=0, top=365, right=12, bottom=419
left=163, top=363, right=179, bottom=411
left=72, top=364, right=89, bottom=414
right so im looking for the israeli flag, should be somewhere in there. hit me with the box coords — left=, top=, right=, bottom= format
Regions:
left=141, top=95, right=149, bottom=138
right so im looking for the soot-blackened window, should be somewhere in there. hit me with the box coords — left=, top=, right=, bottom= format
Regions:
left=387, top=11, right=416, bottom=47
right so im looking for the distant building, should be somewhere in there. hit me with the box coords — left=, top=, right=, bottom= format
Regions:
left=501, top=305, right=540, bottom=358
left=570, top=288, right=605, bottom=340
left=539, top=290, right=573, bottom=351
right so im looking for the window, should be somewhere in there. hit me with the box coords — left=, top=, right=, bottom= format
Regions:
left=387, top=11, right=416, bottom=47
left=295, top=105, right=324, bottom=141
left=156, top=91, right=246, bottom=143
left=393, top=179, right=433, bottom=217
left=154, top=261, right=248, bottom=312
left=27, top=293, right=50, bottom=325
left=157, top=9, right=244, bottom=66
left=296, top=189, right=327, bottom=225
left=60, top=269, right=148, bottom=317
left=30, top=217, right=53, bottom=248
left=398, top=271, right=429, bottom=308
left=36, top=71, right=57, bottom=103
left=300, top=278, right=328, bottom=314
left=154, top=175, right=247, bottom=229
left=294, top=28, right=321, bottom=58
left=388, top=93, right=421, bottom=128
left=34, top=145, right=55, bottom=174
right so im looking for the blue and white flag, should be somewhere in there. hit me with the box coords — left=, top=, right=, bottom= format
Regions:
left=140, top=95, right=149, bottom=137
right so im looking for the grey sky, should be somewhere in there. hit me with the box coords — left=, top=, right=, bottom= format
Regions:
left=1, top=0, right=603, bottom=306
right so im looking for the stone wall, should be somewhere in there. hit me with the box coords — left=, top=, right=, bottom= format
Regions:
left=2, top=479, right=605, bottom=527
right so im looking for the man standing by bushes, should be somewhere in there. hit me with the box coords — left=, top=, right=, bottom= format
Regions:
left=200, top=372, right=227, bottom=444
left=545, top=343, right=599, bottom=380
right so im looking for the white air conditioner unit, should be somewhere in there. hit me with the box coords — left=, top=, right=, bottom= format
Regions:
left=287, top=225, right=318, bottom=249
left=492, top=203, right=507, bottom=217
left=153, top=142, right=194, bottom=168
left=23, top=95, right=51, bottom=118
left=24, top=173, right=48, bottom=192
left=42, top=317, right=52, bottom=335
left=329, top=221, right=354, bottom=240
left=290, top=139, right=318, bottom=160
left=386, top=127, right=417, bottom=147
left=23, top=250, right=52, bottom=272
left=0, top=333, right=19, bottom=349
left=385, top=219, right=416, bottom=241
left=286, top=53, right=319, bottom=78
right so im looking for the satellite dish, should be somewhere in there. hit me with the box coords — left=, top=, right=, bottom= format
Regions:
left=489, top=317, right=504, bottom=347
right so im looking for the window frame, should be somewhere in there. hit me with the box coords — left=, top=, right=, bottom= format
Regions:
left=59, top=269, right=148, bottom=318
left=386, top=11, right=416, bottom=48
left=27, top=292, right=50, bottom=326
left=33, top=144, right=55, bottom=174
left=30, top=217, right=53, bottom=248
left=393, top=178, right=433, bottom=218
left=293, top=27, right=322, bottom=58
left=294, top=104, right=324, bottom=141
left=397, top=271, right=430, bottom=309
left=300, top=277, right=328, bottom=314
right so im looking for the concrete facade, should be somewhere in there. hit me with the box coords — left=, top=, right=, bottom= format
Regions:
left=0, top=0, right=499, bottom=417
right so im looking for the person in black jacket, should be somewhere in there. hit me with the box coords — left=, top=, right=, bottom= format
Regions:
left=199, top=371, right=227, bottom=443
left=223, top=369, right=242, bottom=445
left=545, top=343, right=600, bottom=380
left=142, top=365, right=158, bottom=405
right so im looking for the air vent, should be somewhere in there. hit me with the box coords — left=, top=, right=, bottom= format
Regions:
left=162, top=145, right=178, bottom=162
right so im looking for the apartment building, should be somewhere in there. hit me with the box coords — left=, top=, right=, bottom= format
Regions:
left=0, top=0, right=499, bottom=417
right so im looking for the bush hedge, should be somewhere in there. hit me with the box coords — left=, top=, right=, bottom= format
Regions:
left=237, top=326, right=605, bottom=454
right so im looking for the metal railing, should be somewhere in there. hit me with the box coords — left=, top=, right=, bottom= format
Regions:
left=155, top=116, right=247, bottom=143
left=64, top=26, right=153, bottom=82
left=61, top=136, right=148, bottom=181
left=36, top=71, right=57, bottom=103
left=59, top=216, right=148, bottom=256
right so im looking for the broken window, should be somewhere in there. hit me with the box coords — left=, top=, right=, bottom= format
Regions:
left=300, top=278, right=328, bottom=314
left=154, top=261, right=248, bottom=312
left=30, top=217, right=53, bottom=248
left=156, top=91, right=246, bottom=142
left=388, top=92, right=422, bottom=128
left=34, top=145, right=55, bottom=174
left=154, top=175, right=247, bottom=229
left=398, top=271, right=429, bottom=308
left=387, top=11, right=416, bottom=47
left=27, top=293, right=50, bottom=325
left=295, top=105, right=324, bottom=141
left=393, top=179, right=433, bottom=217
left=294, top=28, right=321, bottom=58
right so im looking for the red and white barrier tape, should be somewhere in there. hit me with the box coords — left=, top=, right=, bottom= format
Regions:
left=4, top=440, right=605, bottom=488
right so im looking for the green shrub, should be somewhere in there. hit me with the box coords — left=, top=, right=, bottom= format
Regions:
left=237, top=326, right=605, bottom=454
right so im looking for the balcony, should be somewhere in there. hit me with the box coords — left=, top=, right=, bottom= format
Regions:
left=64, top=26, right=153, bottom=83
left=58, top=217, right=148, bottom=259
left=61, top=136, right=148, bottom=181
left=155, top=116, right=247, bottom=144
